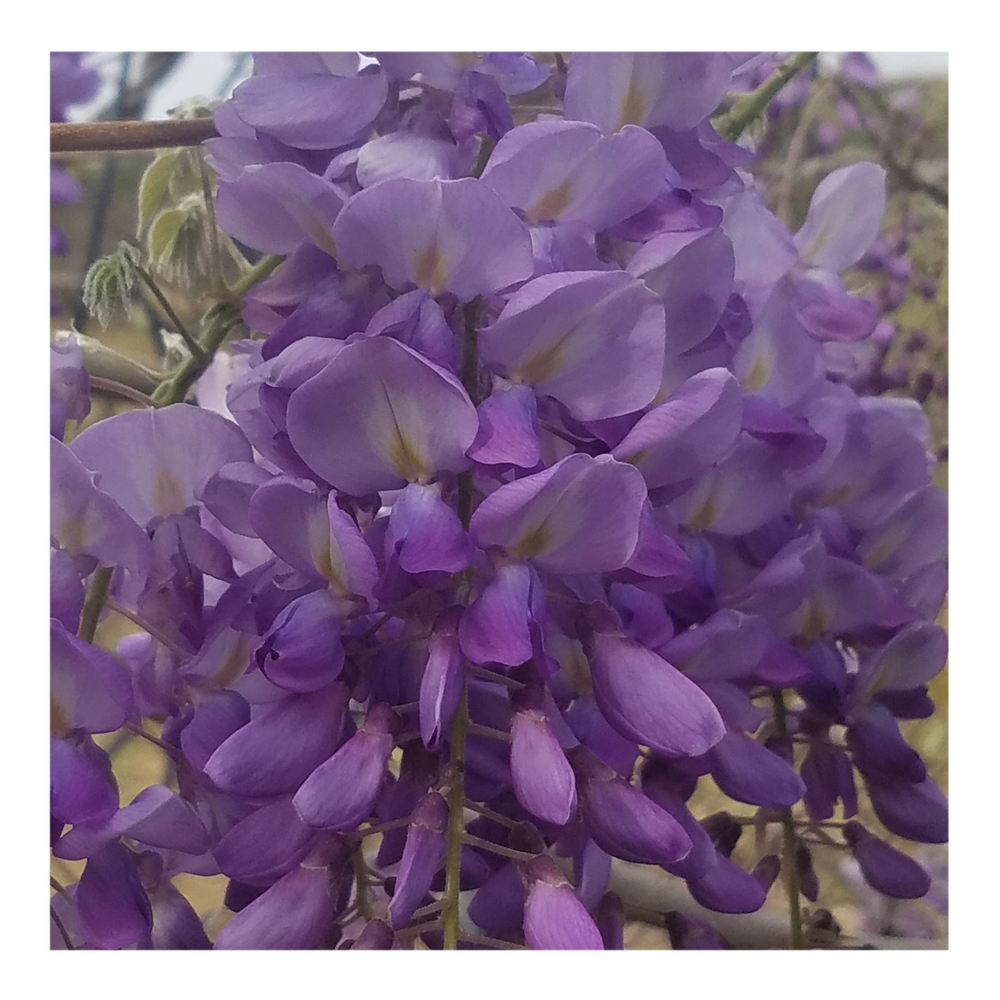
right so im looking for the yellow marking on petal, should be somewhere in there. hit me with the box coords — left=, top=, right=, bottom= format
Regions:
left=509, top=520, right=552, bottom=562
left=622, top=448, right=650, bottom=469
left=515, top=338, right=568, bottom=386
left=388, top=426, right=430, bottom=483
left=741, top=353, right=771, bottom=393
left=863, top=524, right=907, bottom=572
left=618, top=81, right=648, bottom=129
left=414, top=241, right=449, bottom=296
left=314, top=538, right=348, bottom=596
left=153, top=468, right=186, bottom=516
left=802, top=225, right=831, bottom=267
left=211, top=632, right=254, bottom=689
left=58, top=516, right=86, bottom=556
left=815, top=484, right=855, bottom=507
left=686, top=494, right=717, bottom=533
left=51, top=696, right=69, bottom=738
left=527, top=180, right=573, bottom=224
left=799, top=599, right=828, bottom=644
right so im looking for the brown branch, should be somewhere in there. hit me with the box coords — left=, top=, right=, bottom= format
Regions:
left=51, top=118, right=219, bottom=153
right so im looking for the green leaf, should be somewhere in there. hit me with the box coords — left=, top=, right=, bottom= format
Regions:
left=81, top=243, right=140, bottom=328
left=137, top=149, right=181, bottom=236
left=167, top=148, right=205, bottom=199
left=146, top=207, right=188, bottom=266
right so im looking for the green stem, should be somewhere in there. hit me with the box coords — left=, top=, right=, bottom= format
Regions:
left=124, top=722, right=184, bottom=759
left=88, top=376, right=156, bottom=408
left=471, top=135, right=497, bottom=179
left=771, top=690, right=804, bottom=949
left=232, top=253, right=283, bottom=297
left=441, top=299, right=483, bottom=950
left=463, top=799, right=522, bottom=830
left=133, top=261, right=204, bottom=360
left=461, top=834, right=537, bottom=863
left=715, top=52, right=819, bottom=143
left=151, top=253, right=283, bottom=406
left=197, top=153, right=225, bottom=295
left=151, top=301, right=240, bottom=406
left=459, top=931, right=528, bottom=950
left=77, top=566, right=113, bottom=644
left=352, top=848, right=373, bottom=920
left=50, top=906, right=74, bottom=949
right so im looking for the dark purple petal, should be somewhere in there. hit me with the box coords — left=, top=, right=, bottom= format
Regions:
left=254, top=589, right=345, bottom=693
left=573, top=838, right=612, bottom=911
left=388, top=792, right=448, bottom=927
left=468, top=862, right=526, bottom=937
left=51, top=620, right=135, bottom=735
left=293, top=705, right=397, bottom=830
left=686, top=853, right=768, bottom=914
left=740, top=394, right=828, bottom=468
left=386, top=483, right=473, bottom=574
left=215, top=796, right=320, bottom=884
left=149, top=884, right=212, bottom=949
left=76, top=843, right=152, bottom=950
left=847, top=702, right=926, bottom=785
left=572, top=748, right=692, bottom=865
left=563, top=697, right=639, bottom=777
left=214, top=864, right=337, bottom=949
left=50, top=737, right=117, bottom=827
left=54, top=785, right=210, bottom=860
left=844, top=821, right=932, bottom=899
left=801, top=742, right=857, bottom=821
left=363, top=289, right=457, bottom=372
left=204, top=683, right=349, bottom=797
left=523, top=855, right=603, bottom=950
left=178, top=690, right=251, bottom=772
left=350, top=919, right=396, bottom=949
left=459, top=562, right=538, bottom=667
left=858, top=622, right=948, bottom=699
left=664, top=910, right=730, bottom=949
left=419, top=609, right=465, bottom=750
left=663, top=610, right=769, bottom=684
left=589, top=632, right=725, bottom=758
left=705, top=730, right=805, bottom=809
left=510, top=709, right=577, bottom=826
left=866, top=776, right=948, bottom=844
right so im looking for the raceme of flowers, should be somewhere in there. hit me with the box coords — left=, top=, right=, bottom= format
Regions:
left=50, top=51, right=947, bottom=950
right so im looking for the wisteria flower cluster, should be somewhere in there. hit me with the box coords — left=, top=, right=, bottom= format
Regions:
left=51, top=51, right=947, bottom=950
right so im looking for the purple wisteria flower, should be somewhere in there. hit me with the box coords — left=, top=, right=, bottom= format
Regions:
left=51, top=50, right=947, bottom=951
